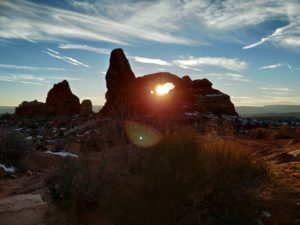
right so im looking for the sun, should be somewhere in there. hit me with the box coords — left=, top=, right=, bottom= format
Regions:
left=151, top=82, right=175, bottom=96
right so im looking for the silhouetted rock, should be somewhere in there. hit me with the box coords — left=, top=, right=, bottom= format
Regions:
left=101, top=48, right=136, bottom=115
left=100, top=49, right=237, bottom=118
left=80, top=99, right=93, bottom=115
left=46, top=80, right=80, bottom=114
left=15, top=100, right=46, bottom=116
left=16, top=80, right=81, bottom=116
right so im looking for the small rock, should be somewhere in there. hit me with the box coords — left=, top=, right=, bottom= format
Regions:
left=0, top=194, right=47, bottom=225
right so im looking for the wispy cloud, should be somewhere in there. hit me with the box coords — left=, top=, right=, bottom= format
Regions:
left=133, top=56, right=171, bottom=66
left=0, top=75, right=46, bottom=86
left=13, top=31, right=37, bottom=44
left=260, top=87, right=293, bottom=92
left=43, top=49, right=90, bottom=68
left=58, top=43, right=110, bottom=55
left=232, top=96, right=300, bottom=106
left=243, top=21, right=300, bottom=49
left=173, top=57, right=247, bottom=71
left=259, top=63, right=284, bottom=70
left=205, top=72, right=252, bottom=82
left=0, top=64, right=65, bottom=71
left=0, top=73, right=82, bottom=86
left=0, top=0, right=194, bottom=46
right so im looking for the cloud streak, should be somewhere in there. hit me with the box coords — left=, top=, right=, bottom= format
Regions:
left=260, top=87, right=293, bottom=92
left=58, top=43, right=110, bottom=55
left=173, top=57, right=247, bottom=71
left=133, top=56, right=171, bottom=66
left=259, top=63, right=284, bottom=70
left=243, top=21, right=300, bottom=49
left=43, top=49, right=90, bottom=68
left=0, top=64, right=65, bottom=71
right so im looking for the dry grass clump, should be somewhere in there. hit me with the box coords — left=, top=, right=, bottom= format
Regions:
left=47, top=157, right=108, bottom=210
left=249, top=127, right=270, bottom=139
left=80, top=120, right=128, bottom=153
left=0, top=129, right=32, bottom=170
left=296, top=126, right=300, bottom=138
left=104, top=128, right=268, bottom=225
left=272, top=124, right=293, bottom=140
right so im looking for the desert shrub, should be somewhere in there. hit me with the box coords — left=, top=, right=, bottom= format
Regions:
left=47, top=157, right=108, bottom=210
left=249, top=127, right=270, bottom=139
left=104, top=128, right=267, bottom=225
left=80, top=121, right=128, bottom=152
left=272, top=124, right=293, bottom=139
left=296, top=126, right=300, bottom=138
left=0, top=129, right=31, bottom=169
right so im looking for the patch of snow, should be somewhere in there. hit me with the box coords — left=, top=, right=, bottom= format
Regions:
left=45, top=150, right=79, bottom=158
left=262, top=211, right=272, bottom=218
left=14, top=128, right=23, bottom=131
left=206, top=93, right=224, bottom=97
left=24, top=136, right=33, bottom=141
left=0, top=163, right=16, bottom=173
left=185, top=112, right=199, bottom=116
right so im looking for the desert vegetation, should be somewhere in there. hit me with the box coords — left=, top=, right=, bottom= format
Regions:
left=0, top=129, right=32, bottom=171
left=46, top=127, right=274, bottom=225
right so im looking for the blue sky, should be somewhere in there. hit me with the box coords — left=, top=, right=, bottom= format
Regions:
left=0, top=0, right=300, bottom=106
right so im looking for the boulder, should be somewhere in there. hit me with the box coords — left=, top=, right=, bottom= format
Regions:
left=45, top=80, right=80, bottom=114
left=15, top=100, right=46, bottom=115
left=100, top=48, right=238, bottom=118
left=0, top=194, right=47, bottom=225
left=80, top=99, right=93, bottom=115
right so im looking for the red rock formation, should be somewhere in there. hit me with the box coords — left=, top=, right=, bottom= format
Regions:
left=45, top=80, right=80, bottom=114
left=15, top=100, right=46, bottom=116
left=100, top=49, right=238, bottom=117
left=80, top=99, right=93, bottom=115
left=15, top=80, right=80, bottom=115
left=100, top=48, right=136, bottom=115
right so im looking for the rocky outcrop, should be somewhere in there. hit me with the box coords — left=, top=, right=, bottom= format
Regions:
left=80, top=99, right=93, bottom=114
left=101, top=48, right=136, bottom=115
left=15, top=100, right=46, bottom=116
left=46, top=80, right=80, bottom=114
left=100, top=49, right=237, bottom=118
left=16, top=80, right=80, bottom=115
left=0, top=194, right=47, bottom=225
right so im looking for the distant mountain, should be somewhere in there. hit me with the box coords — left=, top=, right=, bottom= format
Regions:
left=0, top=105, right=102, bottom=115
left=236, top=105, right=300, bottom=116
left=0, top=106, right=15, bottom=115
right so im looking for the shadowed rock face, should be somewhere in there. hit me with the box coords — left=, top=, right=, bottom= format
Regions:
left=15, top=100, right=46, bottom=116
left=100, top=49, right=237, bottom=117
left=46, top=80, right=80, bottom=114
left=101, top=48, right=136, bottom=115
left=15, top=80, right=80, bottom=115
left=80, top=99, right=93, bottom=115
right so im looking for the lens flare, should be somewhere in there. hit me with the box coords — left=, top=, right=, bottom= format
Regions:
left=125, top=121, right=163, bottom=147
left=154, top=82, right=174, bottom=96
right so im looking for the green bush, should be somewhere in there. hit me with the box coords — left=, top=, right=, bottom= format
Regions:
left=0, top=129, right=31, bottom=169
left=104, top=129, right=267, bottom=225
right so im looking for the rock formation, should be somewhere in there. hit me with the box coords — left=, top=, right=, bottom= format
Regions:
left=100, top=49, right=237, bottom=118
left=100, top=48, right=136, bottom=115
left=15, top=80, right=80, bottom=115
left=15, top=100, right=46, bottom=116
left=80, top=99, right=93, bottom=114
left=46, top=80, right=80, bottom=114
